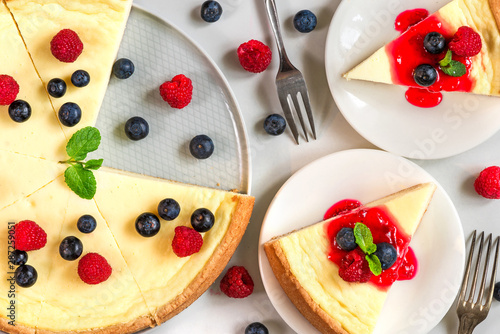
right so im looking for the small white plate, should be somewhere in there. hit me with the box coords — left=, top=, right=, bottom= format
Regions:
left=258, top=149, right=465, bottom=334
left=325, top=0, right=500, bottom=160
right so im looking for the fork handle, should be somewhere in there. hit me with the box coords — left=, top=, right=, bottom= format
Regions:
left=263, top=0, right=293, bottom=70
left=458, top=314, right=479, bottom=334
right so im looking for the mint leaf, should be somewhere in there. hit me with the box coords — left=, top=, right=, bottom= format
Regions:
left=84, top=159, right=103, bottom=170
left=66, top=127, right=101, bottom=161
left=366, top=254, right=382, bottom=276
left=353, top=223, right=375, bottom=254
left=439, top=50, right=452, bottom=67
left=64, top=164, right=97, bottom=200
left=441, top=60, right=466, bottom=77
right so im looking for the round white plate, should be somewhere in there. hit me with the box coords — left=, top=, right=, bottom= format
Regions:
left=258, top=149, right=465, bottom=334
left=95, top=5, right=251, bottom=194
left=325, top=0, right=500, bottom=160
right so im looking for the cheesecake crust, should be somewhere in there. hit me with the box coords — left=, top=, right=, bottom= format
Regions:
left=489, top=0, right=500, bottom=31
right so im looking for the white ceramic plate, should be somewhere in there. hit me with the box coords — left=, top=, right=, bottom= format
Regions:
left=258, top=149, right=465, bottom=334
left=325, top=0, right=500, bottom=160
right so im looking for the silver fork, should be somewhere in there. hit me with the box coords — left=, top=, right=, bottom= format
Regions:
left=263, top=0, right=316, bottom=144
left=456, top=231, right=500, bottom=334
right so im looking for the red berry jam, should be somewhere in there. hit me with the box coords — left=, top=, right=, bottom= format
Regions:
left=325, top=201, right=417, bottom=289
left=405, top=87, right=443, bottom=108
left=395, top=8, right=429, bottom=33
left=324, top=199, right=361, bottom=220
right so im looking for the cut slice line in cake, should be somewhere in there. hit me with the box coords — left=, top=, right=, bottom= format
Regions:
left=264, top=183, right=436, bottom=334
left=343, top=0, right=500, bottom=98
left=3, top=0, right=133, bottom=138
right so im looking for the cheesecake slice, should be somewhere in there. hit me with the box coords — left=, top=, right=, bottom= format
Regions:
left=4, top=0, right=133, bottom=138
left=0, top=1, right=67, bottom=161
left=264, top=183, right=436, bottom=334
left=344, top=0, right=500, bottom=99
left=93, top=167, right=255, bottom=324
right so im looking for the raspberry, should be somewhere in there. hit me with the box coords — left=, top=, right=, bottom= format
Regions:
left=237, top=40, right=272, bottom=73
left=220, top=266, right=254, bottom=298
left=50, top=29, right=84, bottom=63
left=172, top=226, right=203, bottom=257
left=338, top=248, right=373, bottom=283
left=77, top=253, right=112, bottom=285
left=0, top=75, right=19, bottom=106
left=449, top=26, right=482, bottom=57
left=159, top=74, right=193, bottom=109
left=474, top=166, right=500, bottom=199
left=14, top=220, right=47, bottom=251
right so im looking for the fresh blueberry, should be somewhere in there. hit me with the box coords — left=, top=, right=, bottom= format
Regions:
left=59, top=236, right=83, bottom=261
left=77, top=214, right=97, bottom=234
left=71, top=70, right=90, bottom=87
left=58, top=102, right=82, bottom=127
left=15, top=264, right=37, bottom=288
left=423, top=32, right=446, bottom=54
left=125, top=116, right=149, bottom=141
left=374, top=242, right=398, bottom=270
left=335, top=227, right=357, bottom=251
left=413, top=64, right=437, bottom=87
left=157, top=198, right=181, bottom=221
left=191, top=208, right=215, bottom=232
left=494, top=282, right=500, bottom=302
left=47, top=78, right=67, bottom=98
left=293, top=10, right=317, bottom=33
left=263, top=114, right=286, bottom=136
left=112, top=58, right=135, bottom=79
left=135, top=212, right=161, bottom=237
left=9, top=250, right=28, bottom=266
left=8, top=100, right=31, bottom=123
left=245, top=322, right=269, bottom=334
left=189, top=134, right=214, bottom=159
left=201, top=1, right=223, bottom=23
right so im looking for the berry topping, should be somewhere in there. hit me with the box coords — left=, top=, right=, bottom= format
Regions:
left=58, top=102, right=82, bottom=127
left=0, top=75, right=19, bottom=106
left=394, top=8, right=429, bottom=33
left=474, top=166, right=500, bottom=199
left=9, top=250, right=28, bottom=266
left=449, top=26, right=482, bottom=57
left=201, top=0, right=223, bottom=23
left=263, top=114, right=286, bottom=136
left=59, top=236, right=83, bottom=261
left=71, top=70, right=90, bottom=87
left=47, top=78, right=67, bottom=98
left=172, top=226, right=203, bottom=257
left=124, top=116, right=149, bottom=141
left=14, top=220, right=47, bottom=251
left=189, top=134, right=214, bottom=159
left=423, top=32, right=446, bottom=54
left=335, top=227, right=357, bottom=251
left=159, top=74, right=193, bottom=109
left=77, top=214, right=97, bottom=234
left=338, top=248, right=373, bottom=283
left=112, top=58, right=135, bottom=79
left=413, top=64, right=437, bottom=87
left=324, top=199, right=361, bottom=220
left=157, top=198, right=180, bottom=221
left=191, top=208, right=215, bottom=232
left=135, top=212, right=161, bottom=237
left=374, top=242, right=398, bottom=270
left=8, top=100, right=31, bottom=123
left=15, top=264, right=37, bottom=288
left=237, top=40, right=272, bottom=73
left=220, top=265, right=254, bottom=298
left=245, top=322, right=269, bottom=334
left=293, top=10, right=317, bottom=33
left=50, top=29, right=84, bottom=63
left=77, top=253, right=112, bottom=285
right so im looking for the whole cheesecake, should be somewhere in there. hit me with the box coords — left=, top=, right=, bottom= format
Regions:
left=264, top=183, right=436, bottom=334
left=343, top=0, right=500, bottom=105
left=0, top=0, right=255, bottom=333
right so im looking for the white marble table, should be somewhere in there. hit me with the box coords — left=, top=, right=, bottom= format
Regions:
left=135, top=0, right=500, bottom=333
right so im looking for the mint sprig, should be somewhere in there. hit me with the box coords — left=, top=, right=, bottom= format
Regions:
left=60, top=127, right=103, bottom=199
left=353, top=223, right=382, bottom=276
left=439, top=50, right=466, bottom=77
